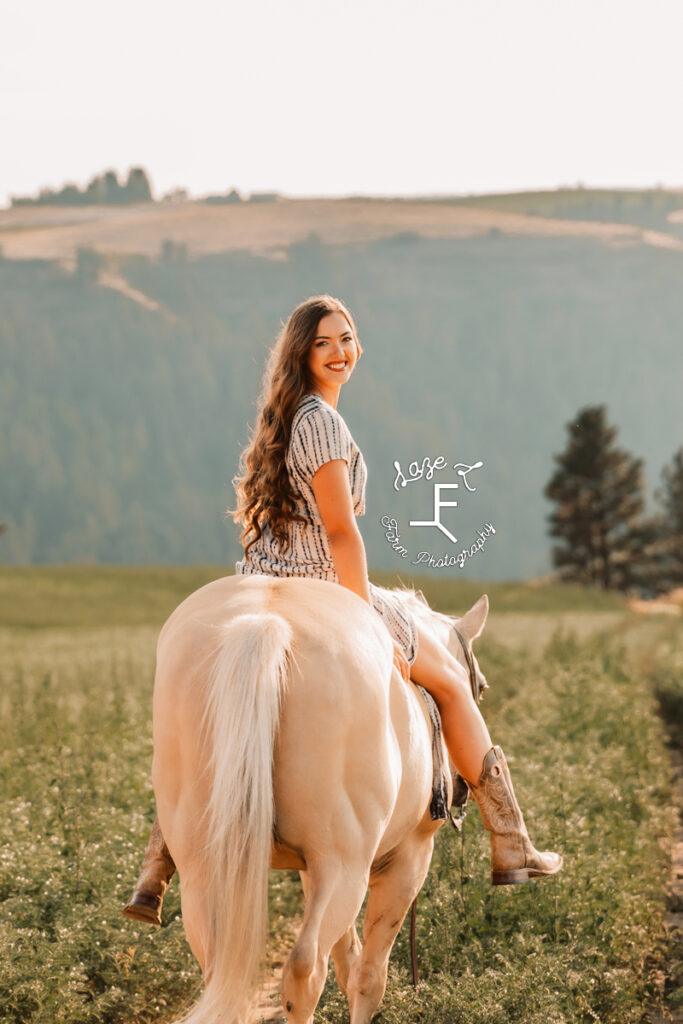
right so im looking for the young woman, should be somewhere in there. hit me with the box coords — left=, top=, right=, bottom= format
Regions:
left=124, top=295, right=561, bottom=926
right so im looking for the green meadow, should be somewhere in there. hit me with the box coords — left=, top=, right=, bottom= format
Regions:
left=0, top=566, right=680, bottom=1023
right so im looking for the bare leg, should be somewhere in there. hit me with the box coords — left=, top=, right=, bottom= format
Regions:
left=409, top=623, right=492, bottom=783
left=409, top=622, right=563, bottom=884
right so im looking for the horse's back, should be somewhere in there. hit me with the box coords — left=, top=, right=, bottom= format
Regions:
left=154, top=573, right=391, bottom=699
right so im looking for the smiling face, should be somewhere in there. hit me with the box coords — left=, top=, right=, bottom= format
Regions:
left=306, top=310, right=360, bottom=404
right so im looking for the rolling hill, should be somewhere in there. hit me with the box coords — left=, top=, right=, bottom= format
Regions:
left=1, top=193, right=681, bottom=578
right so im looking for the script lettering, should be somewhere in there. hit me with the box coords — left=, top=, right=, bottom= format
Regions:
left=393, top=456, right=447, bottom=491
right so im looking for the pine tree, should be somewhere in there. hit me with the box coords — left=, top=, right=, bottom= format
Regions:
left=85, top=173, right=107, bottom=203
left=123, top=167, right=153, bottom=203
left=544, top=405, right=645, bottom=590
left=102, top=170, right=122, bottom=204
left=655, top=446, right=683, bottom=589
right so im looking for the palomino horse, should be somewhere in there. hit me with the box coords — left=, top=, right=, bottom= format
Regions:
left=152, top=573, right=489, bottom=1024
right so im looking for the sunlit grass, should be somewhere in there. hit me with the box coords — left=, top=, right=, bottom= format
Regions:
left=1, top=565, right=627, bottom=630
left=0, top=568, right=678, bottom=1023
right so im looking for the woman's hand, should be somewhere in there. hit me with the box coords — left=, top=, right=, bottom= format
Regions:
left=392, top=642, right=411, bottom=682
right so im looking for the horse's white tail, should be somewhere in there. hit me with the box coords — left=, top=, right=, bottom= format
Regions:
left=176, top=612, right=292, bottom=1024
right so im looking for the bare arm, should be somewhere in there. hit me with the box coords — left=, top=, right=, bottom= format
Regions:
left=311, top=459, right=371, bottom=604
left=311, top=460, right=410, bottom=680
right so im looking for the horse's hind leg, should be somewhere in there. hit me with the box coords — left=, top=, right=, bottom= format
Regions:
left=281, top=860, right=368, bottom=1024
left=347, top=836, right=435, bottom=1024
left=178, top=872, right=212, bottom=977
left=331, top=923, right=362, bottom=995
left=299, top=869, right=361, bottom=998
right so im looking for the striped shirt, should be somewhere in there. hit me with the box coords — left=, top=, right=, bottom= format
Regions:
left=235, top=392, right=418, bottom=665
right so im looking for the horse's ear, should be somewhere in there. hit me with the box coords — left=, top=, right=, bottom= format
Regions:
left=457, top=594, right=489, bottom=641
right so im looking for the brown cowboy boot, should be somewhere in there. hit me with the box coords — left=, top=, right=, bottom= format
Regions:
left=468, top=746, right=563, bottom=885
left=122, top=818, right=177, bottom=925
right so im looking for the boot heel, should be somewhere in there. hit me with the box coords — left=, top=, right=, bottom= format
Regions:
left=123, top=891, right=163, bottom=926
left=123, top=818, right=177, bottom=927
left=491, top=867, right=531, bottom=885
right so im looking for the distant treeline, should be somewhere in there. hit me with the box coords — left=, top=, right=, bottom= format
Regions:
left=11, top=167, right=154, bottom=207
left=545, top=405, right=683, bottom=595
left=10, top=166, right=281, bottom=208
left=10, top=168, right=682, bottom=229
left=452, top=186, right=683, bottom=231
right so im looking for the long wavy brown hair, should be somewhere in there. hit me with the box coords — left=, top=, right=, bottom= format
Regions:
left=230, top=295, right=363, bottom=560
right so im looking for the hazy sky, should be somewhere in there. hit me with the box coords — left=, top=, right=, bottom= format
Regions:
left=3, top=0, right=682, bottom=207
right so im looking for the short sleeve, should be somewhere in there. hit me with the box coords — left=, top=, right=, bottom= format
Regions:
left=291, top=405, right=352, bottom=485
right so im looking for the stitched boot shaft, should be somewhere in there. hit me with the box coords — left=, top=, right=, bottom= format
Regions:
left=470, top=746, right=563, bottom=885
left=122, top=819, right=177, bottom=925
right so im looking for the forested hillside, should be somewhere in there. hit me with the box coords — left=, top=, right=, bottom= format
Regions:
left=1, top=223, right=681, bottom=577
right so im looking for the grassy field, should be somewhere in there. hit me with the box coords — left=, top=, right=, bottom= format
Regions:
left=0, top=567, right=680, bottom=1023
left=0, top=565, right=628, bottom=629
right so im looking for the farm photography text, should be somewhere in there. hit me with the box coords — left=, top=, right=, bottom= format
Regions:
left=383, top=454, right=496, bottom=569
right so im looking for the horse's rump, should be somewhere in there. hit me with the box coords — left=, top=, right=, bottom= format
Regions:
left=152, top=573, right=444, bottom=1024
